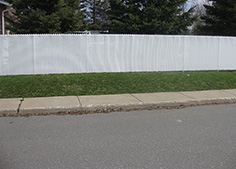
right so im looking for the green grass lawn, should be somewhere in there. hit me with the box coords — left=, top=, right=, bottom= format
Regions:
left=0, top=71, right=236, bottom=98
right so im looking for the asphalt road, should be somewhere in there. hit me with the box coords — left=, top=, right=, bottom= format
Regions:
left=1, top=104, right=236, bottom=169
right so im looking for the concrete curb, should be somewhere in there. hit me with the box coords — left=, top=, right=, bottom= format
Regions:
left=0, top=89, right=236, bottom=117
left=78, top=98, right=236, bottom=112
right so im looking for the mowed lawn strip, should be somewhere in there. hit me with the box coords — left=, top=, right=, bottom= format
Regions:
left=0, top=71, right=236, bottom=98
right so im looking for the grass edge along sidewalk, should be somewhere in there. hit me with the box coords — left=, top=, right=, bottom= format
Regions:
left=1, top=71, right=236, bottom=99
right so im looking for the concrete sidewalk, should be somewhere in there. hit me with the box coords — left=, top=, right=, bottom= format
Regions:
left=1, top=89, right=236, bottom=116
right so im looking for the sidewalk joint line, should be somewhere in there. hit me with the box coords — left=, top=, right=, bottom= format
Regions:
left=178, top=92, right=196, bottom=99
left=17, top=98, right=24, bottom=114
left=221, top=90, right=236, bottom=96
left=77, top=96, right=82, bottom=107
left=130, top=94, right=144, bottom=103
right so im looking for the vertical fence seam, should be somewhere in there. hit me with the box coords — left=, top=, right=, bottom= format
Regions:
left=3, top=36, right=9, bottom=75
left=217, top=38, right=221, bottom=71
left=86, top=35, right=89, bottom=73
left=32, top=35, right=36, bottom=74
left=183, top=37, right=186, bottom=72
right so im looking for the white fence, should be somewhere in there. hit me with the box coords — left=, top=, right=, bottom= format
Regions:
left=0, top=34, right=236, bottom=76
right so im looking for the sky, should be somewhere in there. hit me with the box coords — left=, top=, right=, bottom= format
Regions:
left=185, top=0, right=212, bottom=13
left=186, top=0, right=212, bottom=8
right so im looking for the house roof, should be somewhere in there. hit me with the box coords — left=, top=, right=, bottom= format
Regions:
left=0, top=0, right=10, bottom=6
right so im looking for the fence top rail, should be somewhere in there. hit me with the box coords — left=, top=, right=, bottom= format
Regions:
left=0, top=34, right=236, bottom=39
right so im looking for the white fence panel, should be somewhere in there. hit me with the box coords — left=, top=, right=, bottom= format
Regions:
left=184, top=36, right=219, bottom=71
left=0, top=34, right=235, bottom=76
left=34, top=35, right=88, bottom=74
left=0, top=36, right=6, bottom=75
left=8, top=35, right=35, bottom=75
left=219, top=37, right=236, bottom=70
left=156, top=36, right=184, bottom=71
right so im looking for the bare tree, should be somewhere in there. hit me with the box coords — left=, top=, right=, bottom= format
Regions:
left=189, top=0, right=213, bottom=34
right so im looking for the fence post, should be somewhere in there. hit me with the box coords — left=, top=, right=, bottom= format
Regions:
left=183, top=37, right=186, bottom=72
left=32, top=35, right=36, bottom=74
left=86, top=35, right=89, bottom=73
left=217, top=38, right=221, bottom=71
left=2, top=35, right=9, bottom=75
